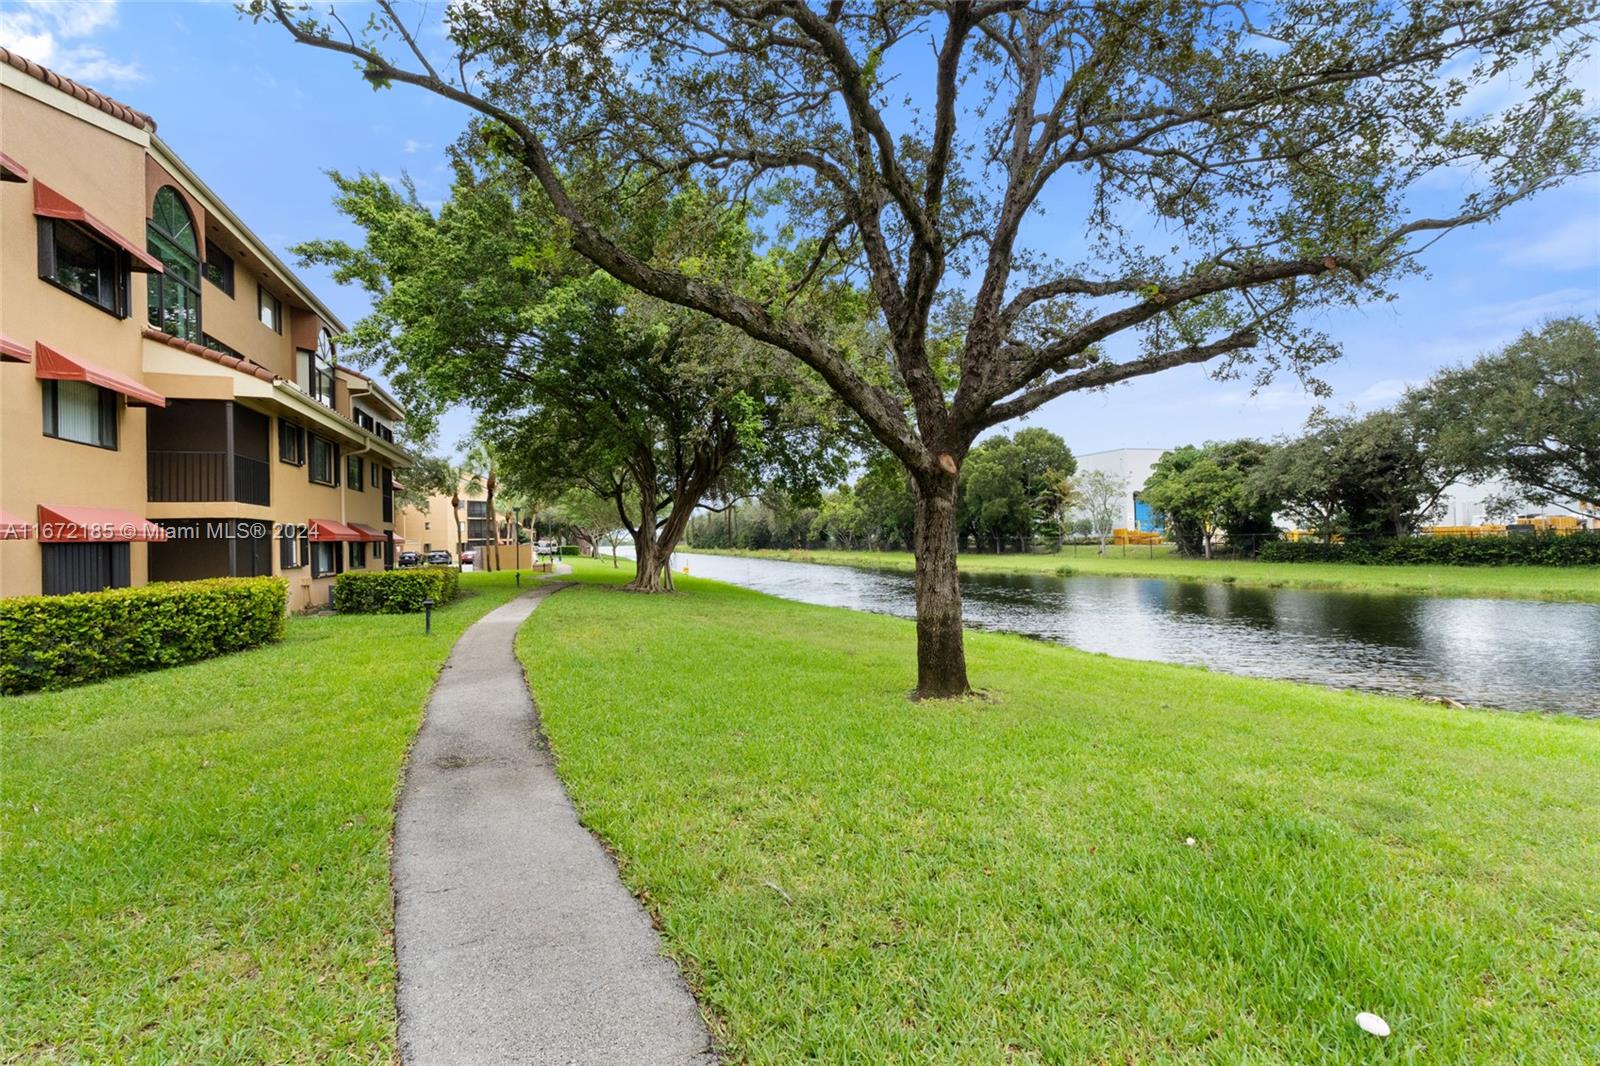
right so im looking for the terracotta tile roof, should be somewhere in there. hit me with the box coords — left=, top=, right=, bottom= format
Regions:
left=143, top=329, right=410, bottom=458
left=142, top=327, right=277, bottom=383
left=0, top=47, right=156, bottom=132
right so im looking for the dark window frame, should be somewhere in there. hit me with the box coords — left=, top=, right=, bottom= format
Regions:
left=147, top=186, right=202, bottom=342
left=310, top=539, right=343, bottom=579
left=41, top=542, right=131, bottom=595
left=278, top=419, right=305, bottom=466
left=279, top=529, right=307, bottom=570
left=308, top=433, right=339, bottom=486
left=347, top=454, right=364, bottom=491
left=349, top=541, right=367, bottom=568
left=41, top=380, right=119, bottom=450
left=202, top=238, right=235, bottom=296
left=200, top=332, right=243, bottom=360
left=37, top=217, right=128, bottom=318
left=258, top=282, right=282, bottom=333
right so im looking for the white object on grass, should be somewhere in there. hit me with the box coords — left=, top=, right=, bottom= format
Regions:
left=1184, top=837, right=1196, bottom=846
left=1355, top=1012, right=1391, bottom=1037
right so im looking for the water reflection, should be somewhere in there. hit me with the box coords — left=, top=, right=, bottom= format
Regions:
left=669, top=552, right=1600, bottom=716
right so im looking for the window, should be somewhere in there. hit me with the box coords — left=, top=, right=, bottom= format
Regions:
left=279, top=530, right=306, bottom=570
left=42, top=543, right=130, bottom=595
left=201, top=332, right=242, bottom=359
left=308, top=433, right=338, bottom=486
left=311, top=540, right=343, bottom=578
left=258, top=282, right=282, bottom=332
left=42, top=380, right=118, bottom=449
left=147, top=186, right=201, bottom=341
left=347, top=454, right=364, bottom=491
left=38, top=218, right=127, bottom=316
left=424, top=521, right=431, bottom=531
left=370, top=461, right=379, bottom=485
left=202, top=239, right=234, bottom=296
left=278, top=419, right=305, bottom=464
left=354, top=408, right=375, bottom=432
left=296, top=330, right=336, bottom=407
left=349, top=541, right=367, bottom=568
left=467, top=501, right=488, bottom=518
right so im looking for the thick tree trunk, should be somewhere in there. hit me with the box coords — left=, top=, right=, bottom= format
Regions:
left=911, top=477, right=970, bottom=699
left=628, top=523, right=668, bottom=591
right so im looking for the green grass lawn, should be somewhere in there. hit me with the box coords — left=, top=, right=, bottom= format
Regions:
left=0, top=571, right=536, bottom=1062
left=521, top=559, right=1600, bottom=1064
left=691, top=546, right=1600, bottom=602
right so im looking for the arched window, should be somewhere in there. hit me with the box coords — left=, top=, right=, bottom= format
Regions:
left=147, top=186, right=200, bottom=340
left=296, top=327, right=337, bottom=406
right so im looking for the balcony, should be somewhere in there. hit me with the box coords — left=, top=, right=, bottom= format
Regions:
left=148, top=451, right=270, bottom=506
left=146, top=400, right=271, bottom=507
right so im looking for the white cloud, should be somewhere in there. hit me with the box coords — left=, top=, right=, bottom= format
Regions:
left=1499, top=215, right=1600, bottom=273
left=403, top=138, right=430, bottom=154
left=1352, top=378, right=1415, bottom=406
left=0, top=0, right=142, bottom=85
left=1464, top=287, right=1600, bottom=330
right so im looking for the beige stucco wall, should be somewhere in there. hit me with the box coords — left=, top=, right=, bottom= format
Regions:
left=0, top=82, right=153, bottom=597
left=1, top=68, right=410, bottom=608
left=395, top=491, right=471, bottom=555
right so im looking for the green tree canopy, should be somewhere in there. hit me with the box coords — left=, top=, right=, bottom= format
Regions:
left=1145, top=441, right=1278, bottom=555
left=262, top=0, right=1600, bottom=696
left=297, top=163, right=848, bottom=590
left=1403, top=317, right=1600, bottom=513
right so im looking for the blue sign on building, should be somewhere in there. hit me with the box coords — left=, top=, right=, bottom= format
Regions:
left=1133, top=494, right=1163, bottom=533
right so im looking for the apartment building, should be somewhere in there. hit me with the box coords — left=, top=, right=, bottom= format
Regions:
left=394, top=480, right=487, bottom=559
left=0, top=49, right=410, bottom=610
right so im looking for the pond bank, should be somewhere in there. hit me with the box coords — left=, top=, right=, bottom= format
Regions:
left=521, top=559, right=1600, bottom=1063
left=689, top=546, right=1600, bottom=603
left=670, top=551, right=1600, bottom=715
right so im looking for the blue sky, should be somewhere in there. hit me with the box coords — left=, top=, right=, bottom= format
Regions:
left=6, top=0, right=1596, bottom=462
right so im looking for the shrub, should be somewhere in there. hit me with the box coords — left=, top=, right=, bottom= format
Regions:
left=333, top=566, right=460, bottom=614
left=1258, top=532, right=1600, bottom=566
left=1, top=577, right=286, bottom=694
left=560, top=544, right=581, bottom=557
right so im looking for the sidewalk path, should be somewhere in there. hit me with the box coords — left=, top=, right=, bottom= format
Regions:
left=393, top=582, right=717, bottom=1065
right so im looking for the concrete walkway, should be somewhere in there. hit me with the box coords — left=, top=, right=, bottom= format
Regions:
left=393, top=583, right=717, bottom=1065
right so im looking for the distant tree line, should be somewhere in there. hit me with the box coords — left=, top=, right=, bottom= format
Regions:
left=690, top=319, right=1598, bottom=556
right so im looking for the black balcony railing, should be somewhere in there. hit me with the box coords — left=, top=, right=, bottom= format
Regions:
left=234, top=455, right=270, bottom=506
left=149, top=450, right=270, bottom=506
left=148, top=450, right=227, bottom=502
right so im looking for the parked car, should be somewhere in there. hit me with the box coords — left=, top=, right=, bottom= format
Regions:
left=397, top=551, right=421, bottom=568
left=425, top=550, right=453, bottom=567
left=460, top=549, right=476, bottom=566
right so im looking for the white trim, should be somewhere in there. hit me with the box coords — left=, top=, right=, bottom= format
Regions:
left=0, top=65, right=149, bottom=146
left=149, top=134, right=347, bottom=334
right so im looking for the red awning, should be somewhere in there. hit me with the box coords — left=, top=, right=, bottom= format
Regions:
left=348, top=523, right=389, bottom=542
left=0, top=333, right=29, bottom=363
left=389, top=477, right=405, bottom=491
left=1, top=508, right=34, bottom=540
left=37, top=505, right=167, bottom=543
left=36, top=342, right=166, bottom=407
left=34, top=180, right=165, bottom=272
left=308, top=518, right=363, bottom=542
left=0, top=151, right=27, bottom=183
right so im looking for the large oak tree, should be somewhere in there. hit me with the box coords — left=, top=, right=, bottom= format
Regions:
left=298, top=167, right=846, bottom=590
left=258, top=0, right=1598, bottom=696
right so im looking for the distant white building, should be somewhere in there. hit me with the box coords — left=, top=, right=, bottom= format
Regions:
left=1073, top=448, right=1168, bottom=531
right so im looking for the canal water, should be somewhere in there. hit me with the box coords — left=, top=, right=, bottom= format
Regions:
left=667, top=551, right=1600, bottom=716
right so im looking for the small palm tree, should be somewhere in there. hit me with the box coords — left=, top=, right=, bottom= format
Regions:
left=462, top=439, right=499, bottom=571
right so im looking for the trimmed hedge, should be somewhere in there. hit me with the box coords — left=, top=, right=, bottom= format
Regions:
left=1, top=577, right=287, bottom=694
left=332, top=566, right=460, bottom=614
left=560, top=544, right=581, bottom=557
left=1258, top=532, right=1600, bottom=567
